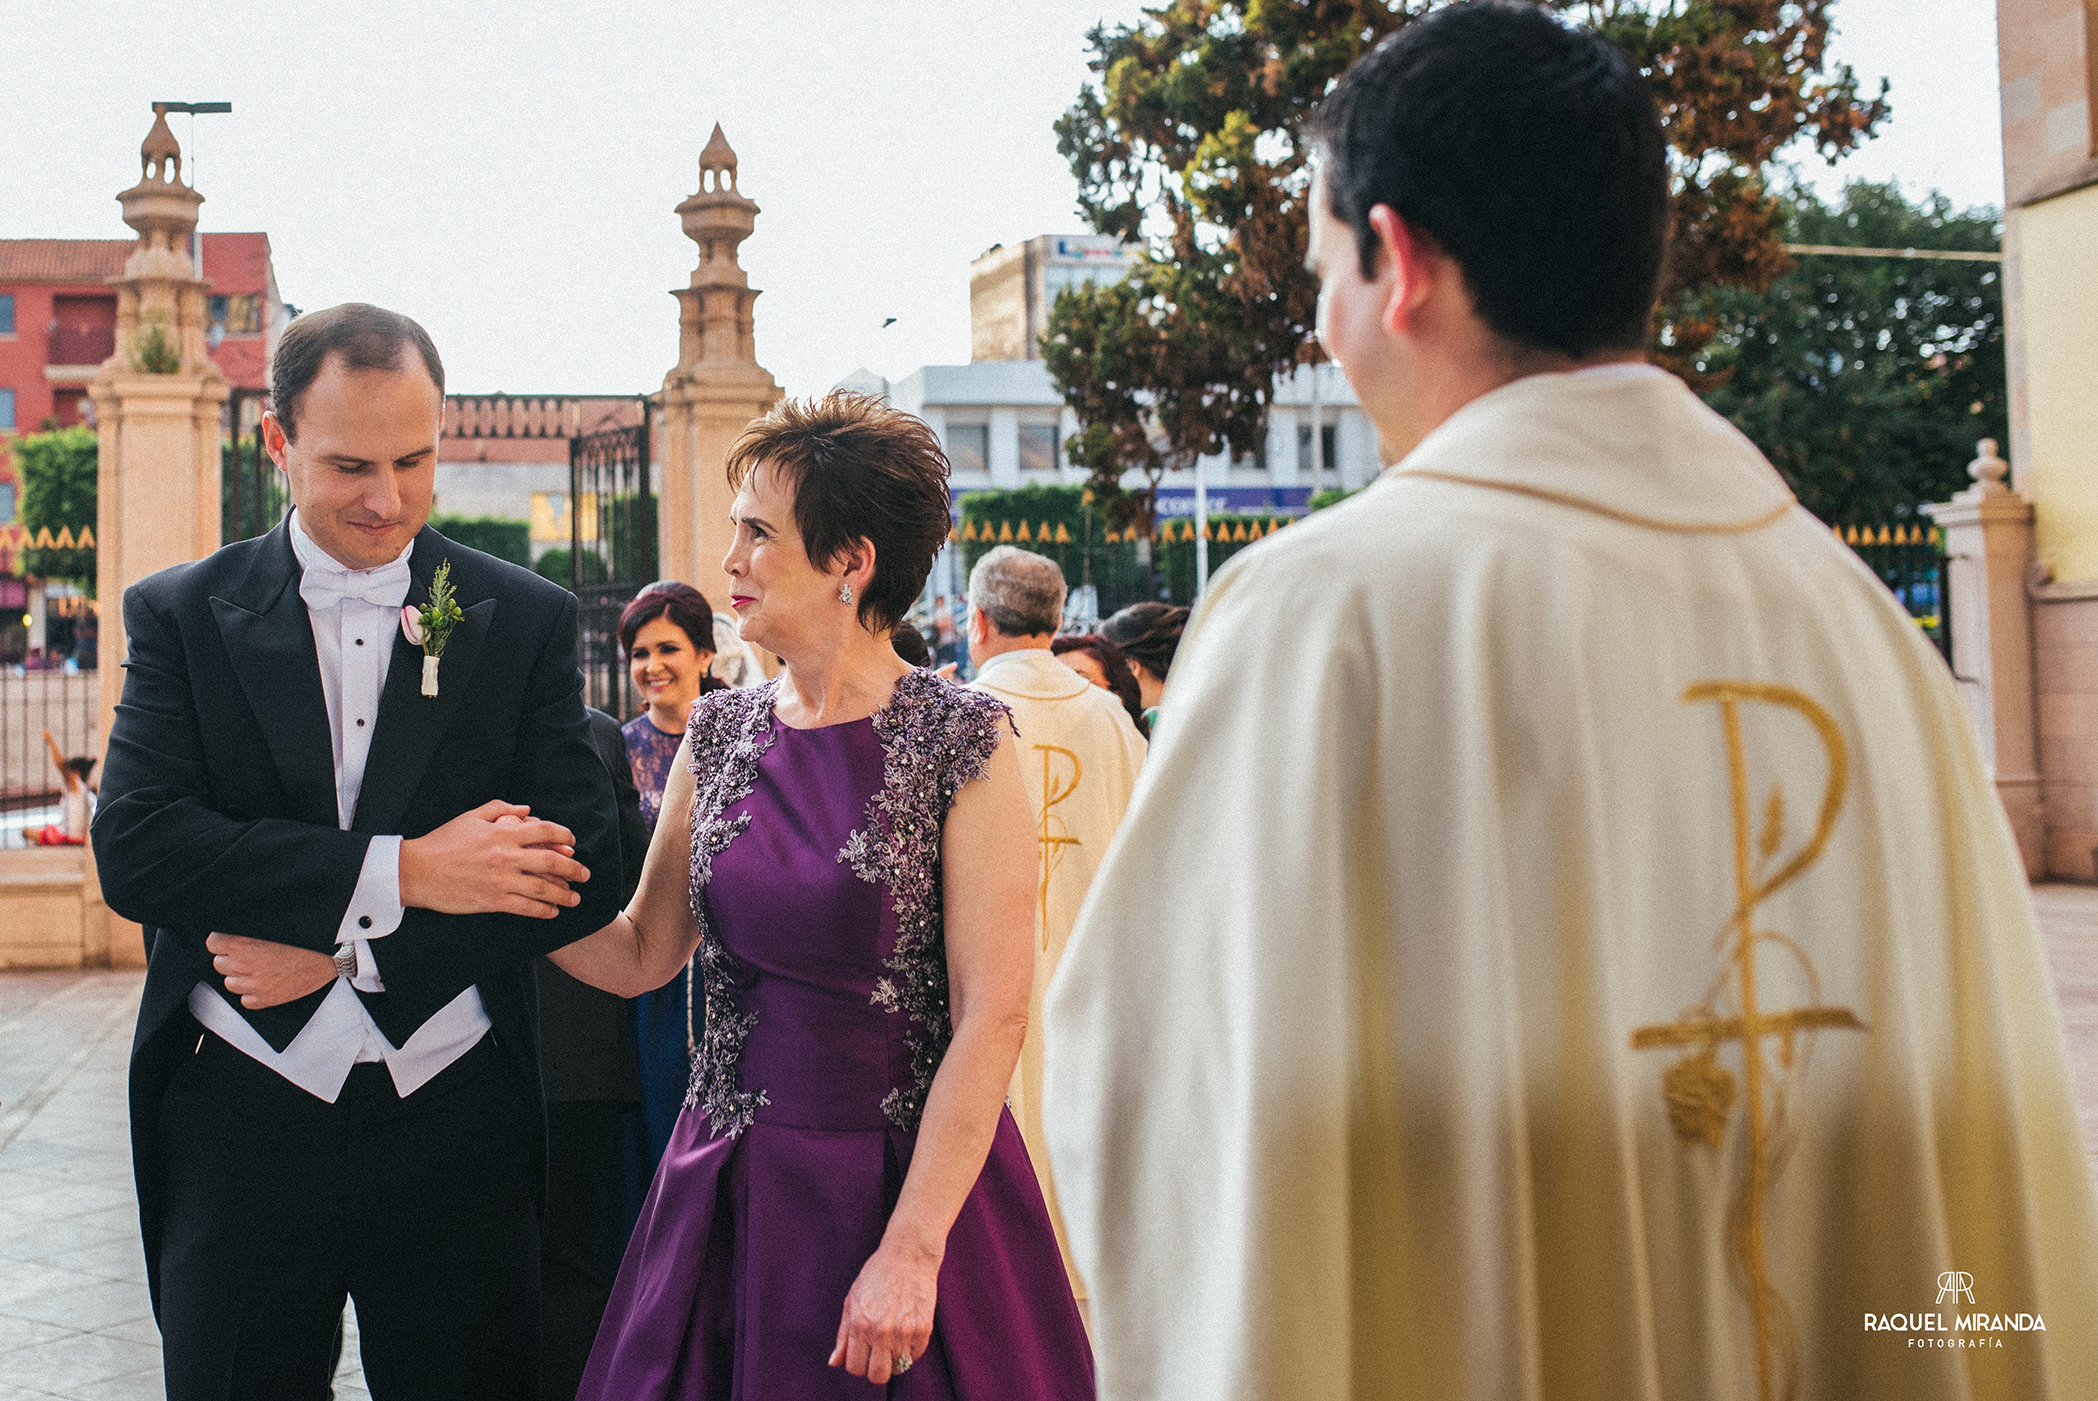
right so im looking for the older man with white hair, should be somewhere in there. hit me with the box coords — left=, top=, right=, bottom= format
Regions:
left=965, top=545, right=1145, bottom=1314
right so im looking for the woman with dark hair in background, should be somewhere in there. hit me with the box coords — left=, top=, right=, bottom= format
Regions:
left=890, top=619, right=934, bottom=668
left=1050, top=634, right=1147, bottom=737
left=1098, top=602, right=1188, bottom=730
left=556, top=391, right=1092, bottom=1397
left=616, top=581, right=726, bottom=1193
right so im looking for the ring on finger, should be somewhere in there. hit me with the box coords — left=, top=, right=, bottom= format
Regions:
left=894, top=1352, right=913, bottom=1375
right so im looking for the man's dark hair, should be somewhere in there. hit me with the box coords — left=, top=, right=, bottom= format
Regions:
left=271, top=302, right=445, bottom=441
left=1311, top=1, right=1670, bottom=358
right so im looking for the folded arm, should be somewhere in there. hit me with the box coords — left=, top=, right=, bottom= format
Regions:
left=93, top=587, right=370, bottom=954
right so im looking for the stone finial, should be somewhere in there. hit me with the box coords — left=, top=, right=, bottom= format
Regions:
left=699, top=122, right=738, bottom=190
left=677, top=124, right=759, bottom=269
left=141, top=103, right=183, bottom=185
left=1969, top=438, right=2011, bottom=493
left=109, top=103, right=214, bottom=377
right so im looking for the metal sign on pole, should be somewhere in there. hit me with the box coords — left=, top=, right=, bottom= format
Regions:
left=1193, top=454, right=1210, bottom=598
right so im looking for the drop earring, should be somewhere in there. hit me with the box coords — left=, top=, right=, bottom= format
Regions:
left=839, top=584, right=854, bottom=605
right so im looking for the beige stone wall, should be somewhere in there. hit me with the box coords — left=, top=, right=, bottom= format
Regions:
left=2020, top=184, right=2098, bottom=585
left=1995, top=0, right=2096, bottom=494
left=2035, top=598, right=2098, bottom=879
left=970, top=243, right=1031, bottom=362
left=1991, top=0, right=2098, bottom=878
left=0, top=846, right=138, bottom=970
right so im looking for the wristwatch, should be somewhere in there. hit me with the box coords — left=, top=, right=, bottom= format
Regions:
left=333, top=943, right=359, bottom=981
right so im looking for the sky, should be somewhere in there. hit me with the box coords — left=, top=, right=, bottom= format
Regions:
left=3, top=0, right=2004, bottom=401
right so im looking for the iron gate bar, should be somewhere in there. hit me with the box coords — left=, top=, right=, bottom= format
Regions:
left=568, top=398, right=655, bottom=720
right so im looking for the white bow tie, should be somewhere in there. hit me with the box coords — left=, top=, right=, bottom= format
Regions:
left=299, top=558, right=412, bottom=613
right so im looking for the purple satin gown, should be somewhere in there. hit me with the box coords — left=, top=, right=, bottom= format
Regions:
left=579, top=674, right=1094, bottom=1400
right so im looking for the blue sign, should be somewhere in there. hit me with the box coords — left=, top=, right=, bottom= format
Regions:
left=1153, top=486, right=1312, bottom=517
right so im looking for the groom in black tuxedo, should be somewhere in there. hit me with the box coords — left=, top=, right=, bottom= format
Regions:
left=93, top=303, right=623, bottom=1400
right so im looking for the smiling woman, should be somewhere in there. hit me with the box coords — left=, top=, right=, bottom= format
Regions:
left=614, top=578, right=725, bottom=1195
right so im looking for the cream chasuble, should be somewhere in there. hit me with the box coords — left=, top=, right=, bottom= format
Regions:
left=973, top=647, right=1147, bottom=1298
left=1042, top=365, right=2098, bottom=1401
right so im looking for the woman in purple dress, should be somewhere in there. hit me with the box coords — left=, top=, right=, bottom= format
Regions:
left=552, top=391, right=1094, bottom=1399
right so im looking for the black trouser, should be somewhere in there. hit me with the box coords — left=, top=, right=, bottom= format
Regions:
left=157, top=1030, right=540, bottom=1401
left=538, top=1101, right=629, bottom=1401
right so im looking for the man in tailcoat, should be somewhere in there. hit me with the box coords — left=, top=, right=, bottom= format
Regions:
left=93, top=302, right=623, bottom=1400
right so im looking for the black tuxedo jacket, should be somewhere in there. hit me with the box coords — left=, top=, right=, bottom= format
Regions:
left=93, top=520, right=622, bottom=1287
left=534, top=708, right=645, bottom=1108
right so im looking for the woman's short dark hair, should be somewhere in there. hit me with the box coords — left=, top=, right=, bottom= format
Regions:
left=1311, top=1, right=1670, bottom=358
left=271, top=303, right=445, bottom=442
left=1053, top=634, right=1147, bottom=735
left=618, top=580, right=717, bottom=656
left=724, top=391, right=953, bottom=635
left=1099, top=602, right=1190, bottom=681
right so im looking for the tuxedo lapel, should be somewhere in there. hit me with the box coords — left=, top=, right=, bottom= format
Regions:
left=209, top=522, right=338, bottom=830
left=353, top=529, right=494, bottom=837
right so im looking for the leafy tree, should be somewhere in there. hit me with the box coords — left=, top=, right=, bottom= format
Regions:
left=1046, top=0, right=1888, bottom=525
left=1692, top=181, right=2005, bottom=526
left=11, top=426, right=98, bottom=582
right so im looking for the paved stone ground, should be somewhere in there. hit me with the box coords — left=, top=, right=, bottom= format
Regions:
left=6, top=888, right=2098, bottom=1397
left=0, top=970, right=366, bottom=1399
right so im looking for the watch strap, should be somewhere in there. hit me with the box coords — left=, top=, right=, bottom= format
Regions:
left=332, top=943, right=358, bottom=980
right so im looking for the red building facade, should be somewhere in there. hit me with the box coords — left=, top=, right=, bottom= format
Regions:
left=0, top=233, right=285, bottom=533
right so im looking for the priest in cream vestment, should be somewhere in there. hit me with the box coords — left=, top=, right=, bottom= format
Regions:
left=966, top=545, right=1146, bottom=1303
left=1042, top=8, right=2098, bottom=1400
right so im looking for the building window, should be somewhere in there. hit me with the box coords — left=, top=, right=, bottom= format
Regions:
left=0, top=294, right=13, bottom=335
left=1017, top=423, right=1058, bottom=473
left=0, top=484, right=13, bottom=523
left=947, top=423, right=989, bottom=475
left=1297, top=423, right=1338, bottom=476
left=50, top=297, right=117, bottom=366
left=0, top=389, right=15, bottom=431
left=209, top=294, right=263, bottom=339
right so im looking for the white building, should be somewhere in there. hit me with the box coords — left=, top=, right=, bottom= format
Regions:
left=842, top=358, right=1379, bottom=512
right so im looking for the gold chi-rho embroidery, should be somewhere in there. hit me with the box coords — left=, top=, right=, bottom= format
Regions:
left=1632, top=682, right=1867, bottom=1401
left=1032, top=744, right=1082, bottom=946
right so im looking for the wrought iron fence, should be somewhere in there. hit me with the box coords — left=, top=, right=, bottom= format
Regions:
left=569, top=413, right=655, bottom=719
left=1841, top=521, right=1950, bottom=662
left=0, top=669, right=99, bottom=845
left=223, top=389, right=288, bottom=544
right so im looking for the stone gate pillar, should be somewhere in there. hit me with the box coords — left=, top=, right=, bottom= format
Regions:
left=1926, top=440, right=2042, bottom=877
left=86, top=105, right=230, bottom=963
left=657, top=125, right=782, bottom=604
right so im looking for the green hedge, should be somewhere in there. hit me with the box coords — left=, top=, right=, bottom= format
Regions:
left=432, top=515, right=531, bottom=569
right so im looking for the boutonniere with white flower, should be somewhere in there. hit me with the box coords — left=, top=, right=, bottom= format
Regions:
left=400, top=559, right=465, bottom=697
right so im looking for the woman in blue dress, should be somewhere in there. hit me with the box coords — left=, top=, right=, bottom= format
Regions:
left=618, top=581, right=728, bottom=1179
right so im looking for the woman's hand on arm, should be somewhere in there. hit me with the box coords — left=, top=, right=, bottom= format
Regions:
left=546, top=732, right=704, bottom=998
left=831, top=721, right=1037, bottom=1384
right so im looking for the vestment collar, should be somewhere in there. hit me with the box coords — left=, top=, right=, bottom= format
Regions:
left=1385, top=364, right=1796, bottom=535
left=972, top=648, right=1092, bottom=700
